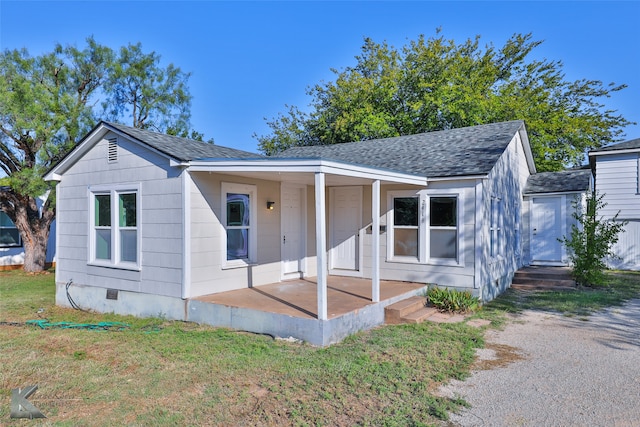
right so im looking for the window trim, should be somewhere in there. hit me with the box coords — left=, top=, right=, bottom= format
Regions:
left=387, top=190, right=425, bottom=264
left=490, top=196, right=503, bottom=259
left=88, top=183, right=141, bottom=270
left=637, top=154, right=640, bottom=194
left=221, top=182, right=257, bottom=269
left=0, top=212, right=22, bottom=248
left=426, top=190, right=464, bottom=266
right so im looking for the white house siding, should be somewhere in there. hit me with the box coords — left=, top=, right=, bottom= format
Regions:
left=188, top=172, right=282, bottom=297
left=595, top=153, right=640, bottom=269
left=480, top=134, right=530, bottom=301
left=356, top=182, right=477, bottom=291
left=55, top=132, right=184, bottom=300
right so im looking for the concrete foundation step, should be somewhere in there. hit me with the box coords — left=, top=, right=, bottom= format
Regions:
left=385, top=296, right=472, bottom=325
left=402, top=306, right=439, bottom=323
left=385, top=296, right=426, bottom=324
left=511, top=266, right=576, bottom=291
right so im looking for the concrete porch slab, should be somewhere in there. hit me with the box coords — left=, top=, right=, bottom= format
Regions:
left=188, top=276, right=427, bottom=346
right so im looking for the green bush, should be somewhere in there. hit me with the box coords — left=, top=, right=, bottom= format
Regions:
left=427, top=286, right=481, bottom=314
left=560, top=191, right=627, bottom=287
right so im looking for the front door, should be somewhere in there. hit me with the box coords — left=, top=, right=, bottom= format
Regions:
left=531, top=196, right=565, bottom=264
left=281, top=184, right=305, bottom=279
left=330, top=186, right=362, bottom=273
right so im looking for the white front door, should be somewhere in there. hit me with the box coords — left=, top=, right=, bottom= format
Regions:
left=330, top=187, right=362, bottom=273
left=281, top=184, right=305, bottom=279
left=531, top=196, right=565, bottom=264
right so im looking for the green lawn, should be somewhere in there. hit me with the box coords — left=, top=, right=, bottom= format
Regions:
left=0, top=270, right=480, bottom=426
left=2, top=269, right=639, bottom=426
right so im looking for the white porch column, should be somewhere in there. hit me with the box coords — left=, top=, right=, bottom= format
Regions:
left=315, top=172, right=328, bottom=320
left=372, top=180, right=381, bottom=302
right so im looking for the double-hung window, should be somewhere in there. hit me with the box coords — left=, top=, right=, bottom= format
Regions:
left=392, top=197, right=420, bottom=259
left=490, top=196, right=503, bottom=258
left=0, top=212, right=21, bottom=247
left=222, top=182, right=257, bottom=268
left=388, top=191, right=423, bottom=262
left=90, top=185, right=140, bottom=268
left=429, top=196, right=458, bottom=260
left=387, top=190, right=462, bottom=265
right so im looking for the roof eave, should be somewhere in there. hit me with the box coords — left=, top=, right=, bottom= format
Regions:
left=589, top=147, right=640, bottom=157
left=44, top=122, right=184, bottom=181
left=188, top=158, right=429, bottom=186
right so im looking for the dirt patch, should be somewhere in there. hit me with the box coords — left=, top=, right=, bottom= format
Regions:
left=472, top=342, right=527, bottom=371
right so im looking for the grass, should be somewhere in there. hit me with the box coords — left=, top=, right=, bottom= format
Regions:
left=3, top=269, right=640, bottom=426
left=0, top=269, right=483, bottom=426
left=477, top=270, right=640, bottom=321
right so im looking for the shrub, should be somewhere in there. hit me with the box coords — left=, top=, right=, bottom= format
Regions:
left=560, top=191, right=627, bottom=287
left=427, top=286, right=481, bottom=314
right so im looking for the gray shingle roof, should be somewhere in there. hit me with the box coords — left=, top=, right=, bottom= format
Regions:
left=276, top=120, right=525, bottom=178
left=105, top=121, right=262, bottom=161
left=590, top=138, right=640, bottom=153
left=524, top=169, right=591, bottom=195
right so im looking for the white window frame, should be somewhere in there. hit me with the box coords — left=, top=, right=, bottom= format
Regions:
left=426, top=190, right=464, bottom=266
left=490, top=196, right=504, bottom=259
left=387, top=190, right=426, bottom=264
left=221, top=182, right=257, bottom=269
left=88, top=183, right=141, bottom=270
left=0, top=212, right=21, bottom=247
left=637, top=155, right=640, bottom=194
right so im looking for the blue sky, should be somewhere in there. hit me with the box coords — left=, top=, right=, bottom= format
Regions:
left=1, top=1, right=638, bottom=153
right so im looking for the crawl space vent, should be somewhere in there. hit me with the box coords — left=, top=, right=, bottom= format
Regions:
left=107, top=138, right=118, bottom=163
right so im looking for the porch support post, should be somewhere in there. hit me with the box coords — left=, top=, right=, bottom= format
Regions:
left=315, top=172, right=328, bottom=320
left=372, top=180, right=381, bottom=302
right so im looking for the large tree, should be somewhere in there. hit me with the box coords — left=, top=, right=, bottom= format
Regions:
left=257, top=32, right=632, bottom=171
left=0, top=38, right=196, bottom=272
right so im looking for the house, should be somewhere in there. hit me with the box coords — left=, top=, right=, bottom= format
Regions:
left=589, top=138, right=640, bottom=270
left=45, top=120, right=536, bottom=345
left=0, top=190, right=56, bottom=270
left=522, top=169, right=592, bottom=266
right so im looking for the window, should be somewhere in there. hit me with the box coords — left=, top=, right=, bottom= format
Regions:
left=392, top=197, right=419, bottom=258
left=0, top=212, right=21, bottom=247
left=637, top=155, right=640, bottom=194
left=388, top=191, right=462, bottom=265
left=490, top=197, right=502, bottom=258
left=222, top=183, right=257, bottom=267
left=90, top=185, right=139, bottom=268
left=429, top=197, right=458, bottom=259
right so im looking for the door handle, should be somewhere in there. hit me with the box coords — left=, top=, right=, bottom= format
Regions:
left=283, top=235, right=286, bottom=244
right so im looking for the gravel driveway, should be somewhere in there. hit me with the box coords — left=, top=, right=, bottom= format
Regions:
left=439, top=299, right=640, bottom=426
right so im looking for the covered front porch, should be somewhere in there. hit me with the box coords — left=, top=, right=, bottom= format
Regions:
left=187, top=276, right=427, bottom=346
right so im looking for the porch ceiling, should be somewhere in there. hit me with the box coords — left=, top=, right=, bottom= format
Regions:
left=187, top=158, right=428, bottom=186
left=192, top=170, right=378, bottom=186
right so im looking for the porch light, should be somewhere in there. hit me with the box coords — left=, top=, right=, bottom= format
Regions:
left=267, top=201, right=275, bottom=210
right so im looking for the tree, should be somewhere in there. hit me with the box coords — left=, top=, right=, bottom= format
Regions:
left=102, top=42, right=192, bottom=135
left=0, top=38, right=197, bottom=272
left=256, top=31, right=633, bottom=171
left=560, top=191, right=627, bottom=286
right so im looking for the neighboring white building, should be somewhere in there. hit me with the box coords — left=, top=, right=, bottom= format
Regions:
left=589, top=138, right=640, bottom=270
left=45, top=120, right=538, bottom=345
left=522, top=169, right=591, bottom=266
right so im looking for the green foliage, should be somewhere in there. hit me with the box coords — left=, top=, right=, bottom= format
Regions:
left=257, top=30, right=632, bottom=171
left=0, top=37, right=202, bottom=271
left=560, top=191, right=627, bottom=286
left=482, top=272, right=640, bottom=317
left=427, top=286, right=481, bottom=313
left=102, top=42, right=193, bottom=135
